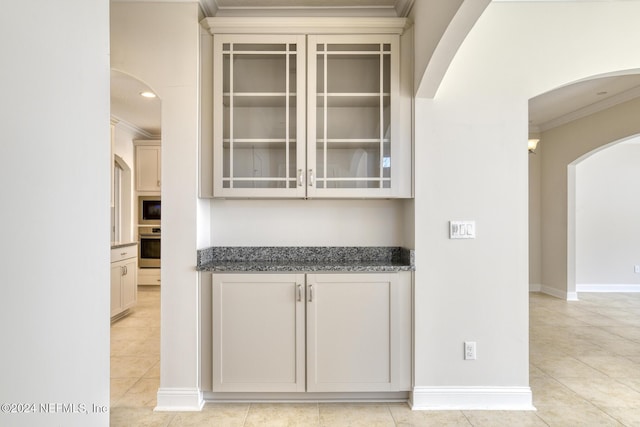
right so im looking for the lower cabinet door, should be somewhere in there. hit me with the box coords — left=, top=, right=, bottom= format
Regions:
left=305, top=273, right=399, bottom=392
left=110, top=263, right=123, bottom=317
left=212, top=273, right=306, bottom=392
left=121, top=259, right=138, bottom=311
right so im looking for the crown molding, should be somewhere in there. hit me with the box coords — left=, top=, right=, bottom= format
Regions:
left=202, top=16, right=410, bottom=34
left=538, top=84, right=640, bottom=132
left=394, top=0, right=414, bottom=17
left=199, top=0, right=219, bottom=16
left=110, top=115, right=159, bottom=139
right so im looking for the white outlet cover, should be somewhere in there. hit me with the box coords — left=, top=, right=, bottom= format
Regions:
left=450, top=221, right=476, bottom=239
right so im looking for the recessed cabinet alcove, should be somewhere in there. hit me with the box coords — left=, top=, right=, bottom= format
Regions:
left=203, top=17, right=412, bottom=199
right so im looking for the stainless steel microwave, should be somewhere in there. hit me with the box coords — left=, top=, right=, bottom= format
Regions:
left=138, top=196, right=161, bottom=225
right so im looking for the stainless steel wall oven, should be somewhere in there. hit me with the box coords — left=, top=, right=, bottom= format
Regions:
left=139, top=226, right=161, bottom=268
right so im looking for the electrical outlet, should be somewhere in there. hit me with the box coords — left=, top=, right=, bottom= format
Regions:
left=635, top=265, right=640, bottom=274
left=464, top=341, right=477, bottom=360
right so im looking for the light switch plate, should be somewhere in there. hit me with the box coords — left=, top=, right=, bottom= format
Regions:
left=450, top=221, right=476, bottom=239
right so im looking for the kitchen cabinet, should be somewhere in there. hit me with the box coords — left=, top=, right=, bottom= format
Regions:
left=212, top=274, right=306, bottom=392
left=111, top=245, right=138, bottom=319
left=138, top=267, right=161, bottom=286
left=135, top=141, right=161, bottom=193
left=209, top=21, right=410, bottom=198
left=211, top=272, right=411, bottom=393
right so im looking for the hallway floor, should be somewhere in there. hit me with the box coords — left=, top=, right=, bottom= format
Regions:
left=110, top=289, right=640, bottom=426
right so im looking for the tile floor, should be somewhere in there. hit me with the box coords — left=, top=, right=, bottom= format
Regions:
left=110, top=288, right=640, bottom=426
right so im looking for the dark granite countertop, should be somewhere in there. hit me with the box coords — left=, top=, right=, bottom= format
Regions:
left=197, top=246, right=415, bottom=272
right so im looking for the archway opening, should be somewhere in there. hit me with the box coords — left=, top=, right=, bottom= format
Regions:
left=110, top=69, right=162, bottom=408
left=528, top=71, right=640, bottom=300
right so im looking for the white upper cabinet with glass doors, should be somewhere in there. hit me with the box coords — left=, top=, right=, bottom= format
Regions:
left=207, top=18, right=411, bottom=198
left=307, top=35, right=398, bottom=198
left=213, top=35, right=307, bottom=197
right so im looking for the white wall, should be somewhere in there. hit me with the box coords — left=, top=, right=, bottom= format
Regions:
left=210, top=199, right=410, bottom=246
left=0, top=1, right=110, bottom=426
left=112, top=122, right=141, bottom=243
left=576, top=138, right=640, bottom=289
left=411, top=0, right=640, bottom=408
left=111, top=2, right=204, bottom=410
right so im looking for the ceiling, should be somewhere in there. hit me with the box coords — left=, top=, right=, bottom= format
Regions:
left=110, top=70, right=161, bottom=137
left=529, top=74, right=640, bottom=133
left=109, top=0, right=640, bottom=137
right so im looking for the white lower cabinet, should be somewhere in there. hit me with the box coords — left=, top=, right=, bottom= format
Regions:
left=212, top=272, right=411, bottom=393
left=111, top=246, right=138, bottom=318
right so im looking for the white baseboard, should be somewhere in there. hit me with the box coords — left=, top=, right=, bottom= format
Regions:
left=577, top=284, right=640, bottom=293
left=155, top=388, right=205, bottom=412
left=410, top=386, right=535, bottom=411
left=537, top=285, right=578, bottom=301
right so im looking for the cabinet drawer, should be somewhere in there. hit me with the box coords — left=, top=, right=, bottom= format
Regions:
left=111, top=245, right=138, bottom=263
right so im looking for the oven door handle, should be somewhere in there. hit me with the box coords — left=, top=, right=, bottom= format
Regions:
left=139, top=234, right=161, bottom=238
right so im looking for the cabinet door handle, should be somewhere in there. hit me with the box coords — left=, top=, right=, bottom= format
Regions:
left=297, top=284, right=302, bottom=302
left=123, top=265, right=127, bottom=275
left=298, top=169, right=304, bottom=187
left=308, top=169, right=314, bottom=187
left=308, top=284, right=313, bottom=302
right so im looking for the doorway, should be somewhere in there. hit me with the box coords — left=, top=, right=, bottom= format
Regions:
left=110, top=69, right=162, bottom=408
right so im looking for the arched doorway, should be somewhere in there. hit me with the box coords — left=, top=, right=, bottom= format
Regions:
left=569, top=135, right=640, bottom=295
left=528, top=72, right=640, bottom=300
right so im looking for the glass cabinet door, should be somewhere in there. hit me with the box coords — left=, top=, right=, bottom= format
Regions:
left=213, top=35, right=306, bottom=197
left=307, top=35, right=398, bottom=197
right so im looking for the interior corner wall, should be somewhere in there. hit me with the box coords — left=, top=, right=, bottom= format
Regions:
left=111, top=2, right=203, bottom=408
left=0, top=1, right=110, bottom=426
left=412, top=0, right=640, bottom=399
left=528, top=146, right=543, bottom=291
left=575, top=138, right=640, bottom=289
left=540, top=97, right=640, bottom=297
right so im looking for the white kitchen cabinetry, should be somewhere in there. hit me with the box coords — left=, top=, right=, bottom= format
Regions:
left=212, top=274, right=306, bottom=392
left=135, top=141, right=161, bottom=193
left=211, top=272, right=411, bottom=393
left=111, top=246, right=138, bottom=319
left=208, top=19, right=410, bottom=198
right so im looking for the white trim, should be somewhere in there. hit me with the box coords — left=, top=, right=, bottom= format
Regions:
left=529, top=283, right=542, bottom=292
left=111, top=114, right=159, bottom=139
left=155, top=388, right=205, bottom=412
left=536, top=285, right=579, bottom=301
left=201, top=17, right=410, bottom=35
left=410, top=387, right=535, bottom=411
left=577, top=284, right=640, bottom=293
